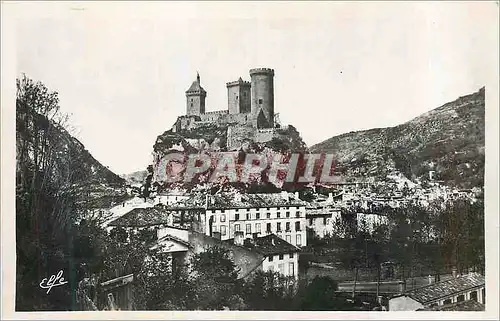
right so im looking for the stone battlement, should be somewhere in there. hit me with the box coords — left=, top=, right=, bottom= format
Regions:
left=204, top=110, right=229, bottom=115
left=257, top=128, right=276, bottom=133
left=249, top=68, right=275, bottom=76
left=226, top=79, right=251, bottom=87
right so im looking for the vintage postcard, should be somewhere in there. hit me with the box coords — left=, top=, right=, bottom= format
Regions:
left=1, top=1, right=499, bottom=320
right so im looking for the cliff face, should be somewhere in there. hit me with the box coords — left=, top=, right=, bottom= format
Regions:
left=311, top=87, right=485, bottom=188
left=150, top=120, right=308, bottom=192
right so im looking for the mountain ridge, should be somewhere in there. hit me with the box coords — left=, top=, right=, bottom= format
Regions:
left=311, top=87, right=485, bottom=188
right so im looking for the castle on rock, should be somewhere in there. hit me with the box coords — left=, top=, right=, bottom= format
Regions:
left=173, top=68, right=289, bottom=149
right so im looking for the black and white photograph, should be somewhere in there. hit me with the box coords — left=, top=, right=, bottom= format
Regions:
left=1, top=1, right=499, bottom=319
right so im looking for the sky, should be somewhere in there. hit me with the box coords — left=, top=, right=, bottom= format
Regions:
left=12, top=2, right=497, bottom=174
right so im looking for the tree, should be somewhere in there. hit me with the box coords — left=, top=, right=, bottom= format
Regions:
left=189, top=246, right=245, bottom=310
left=16, top=75, right=82, bottom=310
left=296, top=276, right=346, bottom=310
left=242, top=270, right=296, bottom=310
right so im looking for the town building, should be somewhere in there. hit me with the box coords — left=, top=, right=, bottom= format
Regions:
left=305, top=202, right=342, bottom=238
left=388, top=273, right=485, bottom=311
left=225, top=232, right=300, bottom=279
left=204, top=192, right=308, bottom=247
left=154, top=191, right=190, bottom=206
left=151, top=226, right=300, bottom=280
left=152, top=226, right=265, bottom=280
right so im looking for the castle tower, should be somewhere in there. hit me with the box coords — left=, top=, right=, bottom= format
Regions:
left=226, top=77, right=251, bottom=114
left=250, top=68, right=274, bottom=128
left=185, top=72, right=206, bottom=116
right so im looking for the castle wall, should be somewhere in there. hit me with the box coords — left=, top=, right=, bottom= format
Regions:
left=227, top=125, right=256, bottom=150
left=255, top=129, right=276, bottom=143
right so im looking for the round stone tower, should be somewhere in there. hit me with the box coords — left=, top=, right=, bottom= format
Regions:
left=250, top=68, right=274, bottom=128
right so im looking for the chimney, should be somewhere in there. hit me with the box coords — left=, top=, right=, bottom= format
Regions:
left=234, top=231, right=244, bottom=246
left=294, top=192, right=300, bottom=200
left=235, top=193, right=242, bottom=203
left=452, top=267, right=457, bottom=278
left=281, top=191, right=289, bottom=202
left=428, top=275, right=433, bottom=285
left=213, top=231, right=221, bottom=240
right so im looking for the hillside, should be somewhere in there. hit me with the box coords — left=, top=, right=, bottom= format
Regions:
left=150, top=122, right=308, bottom=192
left=311, top=87, right=485, bottom=188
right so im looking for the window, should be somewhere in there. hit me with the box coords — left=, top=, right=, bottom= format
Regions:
left=268, top=255, right=274, bottom=262
left=457, top=294, right=465, bottom=302
left=277, top=222, right=282, bottom=232
left=286, top=211, right=290, bottom=218
left=277, top=212, right=281, bottom=218
left=285, top=222, right=291, bottom=231
left=295, top=211, right=300, bottom=218
left=289, top=262, right=294, bottom=276
left=309, top=218, right=313, bottom=225
left=267, top=223, right=272, bottom=232
left=256, top=213, right=260, bottom=220
left=267, top=212, right=271, bottom=219
left=323, top=217, right=327, bottom=225
left=289, top=252, right=294, bottom=258
left=279, top=254, right=284, bottom=260
left=443, top=299, right=452, bottom=305
left=295, top=221, right=301, bottom=231
left=234, top=224, right=240, bottom=232
left=246, top=213, right=250, bottom=220
left=221, top=214, right=226, bottom=222
left=296, top=234, right=302, bottom=246
left=190, top=103, right=193, bottom=107
left=221, top=225, right=227, bottom=236
left=256, top=223, right=261, bottom=233
left=482, top=288, right=485, bottom=304
left=246, top=224, right=251, bottom=234
left=286, top=235, right=291, bottom=243
left=191, top=98, right=193, bottom=102
left=235, top=213, right=239, bottom=221
left=236, top=95, right=238, bottom=99
left=258, top=99, right=263, bottom=104
left=470, top=291, right=478, bottom=302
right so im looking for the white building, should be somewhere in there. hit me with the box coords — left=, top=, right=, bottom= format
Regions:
left=306, top=205, right=342, bottom=238
left=206, top=192, right=308, bottom=247
left=154, top=192, right=190, bottom=206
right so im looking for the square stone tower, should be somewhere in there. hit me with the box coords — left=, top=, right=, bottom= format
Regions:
left=226, top=77, right=251, bottom=114
left=186, top=73, right=206, bottom=116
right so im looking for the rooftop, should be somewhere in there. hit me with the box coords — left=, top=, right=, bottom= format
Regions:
left=165, top=192, right=307, bottom=211
left=207, top=193, right=307, bottom=210
left=186, top=74, right=206, bottom=94
left=107, top=206, right=172, bottom=227
left=399, top=273, right=485, bottom=304
left=224, top=233, right=299, bottom=256
left=418, top=300, right=485, bottom=311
